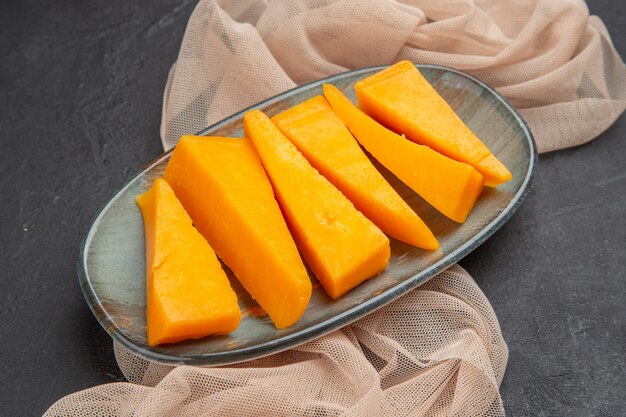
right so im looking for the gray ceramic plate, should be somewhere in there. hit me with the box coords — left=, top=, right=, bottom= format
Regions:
left=80, top=64, right=536, bottom=366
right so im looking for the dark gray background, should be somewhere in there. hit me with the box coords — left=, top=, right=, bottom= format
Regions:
left=1, top=1, right=624, bottom=415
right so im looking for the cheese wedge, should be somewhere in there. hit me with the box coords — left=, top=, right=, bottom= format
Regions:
left=272, top=96, right=438, bottom=250
left=354, top=60, right=511, bottom=186
left=324, top=83, right=484, bottom=223
left=244, top=110, right=390, bottom=299
left=163, top=136, right=311, bottom=328
left=136, top=178, right=240, bottom=346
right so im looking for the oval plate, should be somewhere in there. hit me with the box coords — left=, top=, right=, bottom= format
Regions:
left=80, top=64, right=536, bottom=365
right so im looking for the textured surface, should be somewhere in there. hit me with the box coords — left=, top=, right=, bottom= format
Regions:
left=0, top=0, right=623, bottom=415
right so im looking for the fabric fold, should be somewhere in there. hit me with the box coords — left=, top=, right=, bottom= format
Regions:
left=47, top=266, right=508, bottom=416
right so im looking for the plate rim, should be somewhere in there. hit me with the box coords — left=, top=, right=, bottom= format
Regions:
left=79, top=64, right=537, bottom=366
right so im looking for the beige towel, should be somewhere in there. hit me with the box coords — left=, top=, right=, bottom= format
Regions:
left=46, top=1, right=625, bottom=416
